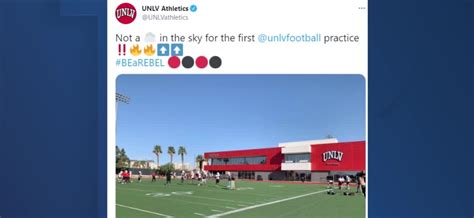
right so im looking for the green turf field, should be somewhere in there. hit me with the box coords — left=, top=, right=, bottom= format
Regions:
left=116, top=178, right=365, bottom=218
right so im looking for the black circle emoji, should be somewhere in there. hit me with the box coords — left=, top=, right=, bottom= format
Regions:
left=182, top=56, right=194, bottom=68
left=209, top=56, right=222, bottom=69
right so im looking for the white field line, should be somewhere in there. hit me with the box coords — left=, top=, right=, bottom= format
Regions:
left=116, top=204, right=173, bottom=218
left=194, top=213, right=207, bottom=216
left=179, top=194, right=250, bottom=204
left=118, top=186, right=250, bottom=205
left=225, top=206, right=237, bottom=209
left=211, top=209, right=224, bottom=212
left=133, top=183, right=276, bottom=198
left=272, top=193, right=330, bottom=218
left=207, top=189, right=329, bottom=218
left=117, top=187, right=151, bottom=192
left=119, top=187, right=236, bottom=209
left=164, top=197, right=232, bottom=209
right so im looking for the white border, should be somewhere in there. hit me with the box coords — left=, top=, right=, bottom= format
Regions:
left=107, top=73, right=367, bottom=218
left=107, top=1, right=368, bottom=217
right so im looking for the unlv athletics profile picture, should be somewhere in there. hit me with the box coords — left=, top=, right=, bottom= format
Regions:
left=116, top=3, right=137, bottom=24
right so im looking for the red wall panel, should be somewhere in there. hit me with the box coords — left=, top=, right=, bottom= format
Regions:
left=204, top=141, right=365, bottom=172
left=311, top=141, right=365, bottom=171
left=204, top=147, right=283, bottom=171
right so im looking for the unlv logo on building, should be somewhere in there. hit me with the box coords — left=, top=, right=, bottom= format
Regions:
left=116, top=3, right=137, bottom=24
left=322, top=151, right=344, bottom=162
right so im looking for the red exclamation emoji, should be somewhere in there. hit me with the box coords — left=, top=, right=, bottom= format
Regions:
left=118, top=44, right=122, bottom=56
left=123, top=44, right=126, bottom=56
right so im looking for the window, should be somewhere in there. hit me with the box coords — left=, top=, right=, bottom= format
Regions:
left=238, top=171, right=255, bottom=180
left=210, top=156, right=266, bottom=165
left=284, top=153, right=311, bottom=163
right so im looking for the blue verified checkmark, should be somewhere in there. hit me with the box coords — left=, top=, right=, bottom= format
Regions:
left=190, top=5, right=197, bottom=12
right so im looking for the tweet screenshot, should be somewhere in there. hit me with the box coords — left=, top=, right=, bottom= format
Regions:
left=109, top=0, right=367, bottom=217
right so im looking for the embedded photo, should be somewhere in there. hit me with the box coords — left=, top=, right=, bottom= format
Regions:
left=115, top=75, right=366, bottom=218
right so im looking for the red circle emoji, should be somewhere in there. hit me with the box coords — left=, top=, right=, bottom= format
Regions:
left=196, top=56, right=208, bottom=68
left=168, top=56, right=181, bottom=68
left=116, top=3, right=137, bottom=24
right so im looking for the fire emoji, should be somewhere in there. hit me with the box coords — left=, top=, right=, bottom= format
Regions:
left=143, top=44, right=156, bottom=56
left=130, top=44, right=142, bottom=56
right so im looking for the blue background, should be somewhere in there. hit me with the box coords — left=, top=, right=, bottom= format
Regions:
left=0, top=0, right=472, bottom=218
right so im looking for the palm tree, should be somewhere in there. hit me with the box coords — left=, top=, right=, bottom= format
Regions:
left=168, top=146, right=176, bottom=164
left=196, top=155, right=206, bottom=171
left=153, top=145, right=162, bottom=169
left=178, top=146, right=187, bottom=170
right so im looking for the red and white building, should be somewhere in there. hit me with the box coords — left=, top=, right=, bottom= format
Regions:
left=204, top=139, right=365, bottom=182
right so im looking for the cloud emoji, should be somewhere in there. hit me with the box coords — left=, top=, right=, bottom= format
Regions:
left=145, top=32, right=156, bottom=43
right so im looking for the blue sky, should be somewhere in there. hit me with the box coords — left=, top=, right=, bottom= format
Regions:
left=116, top=75, right=365, bottom=166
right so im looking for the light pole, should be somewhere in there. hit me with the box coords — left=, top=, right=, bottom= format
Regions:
left=116, top=92, right=130, bottom=135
